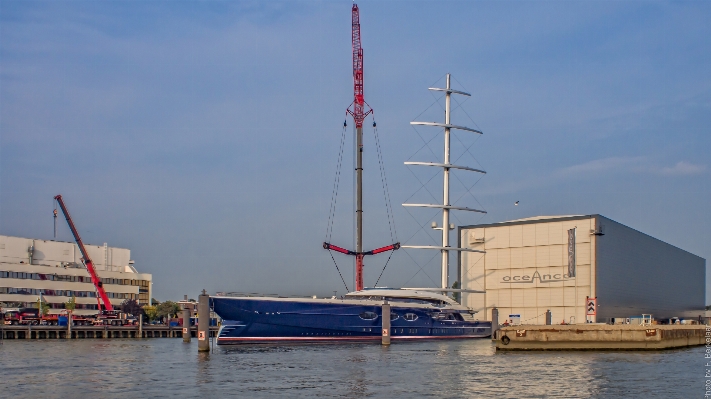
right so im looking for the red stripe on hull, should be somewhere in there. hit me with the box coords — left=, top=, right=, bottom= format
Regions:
left=217, top=335, right=488, bottom=344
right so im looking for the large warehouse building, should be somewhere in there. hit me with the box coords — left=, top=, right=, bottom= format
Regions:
left=0, top=235, right=152, bottom=316
left=459, top=215, right=705, bottom=325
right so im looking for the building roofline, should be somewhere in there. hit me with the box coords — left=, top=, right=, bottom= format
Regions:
left=459, top=214, right=705, bottom=261
left=459, top=214, right=599, bottom=230
left=0, top=234, right=129, bottom=251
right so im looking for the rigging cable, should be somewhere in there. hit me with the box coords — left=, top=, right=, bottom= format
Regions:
left=325, top=122, right=351, bottom=293
left=373, top=249, right=394, bottom=288
left=371, top=116, right=399, bottom=286
left=325, top=123, right=348, bottom=242
left=328, top=249, right=350, bottom=293
left=371, top=117, right=398, bottom=243
left=398, top=77, right=486, bottom=289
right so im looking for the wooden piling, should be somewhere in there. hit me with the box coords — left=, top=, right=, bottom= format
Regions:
left=491, top=307, right=499, bottom=340
left=381, top=300, right=390, bottom=345
left=198, top=289, right=210, bottom=352
left=183, top=308, right=191, bottom=343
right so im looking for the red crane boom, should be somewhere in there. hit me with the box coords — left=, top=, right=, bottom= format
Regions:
left=54, top=195, right=114, bottom=312
left=324, top=3, right=398, bottom=292
left=347, top=3, right=371, bottom=128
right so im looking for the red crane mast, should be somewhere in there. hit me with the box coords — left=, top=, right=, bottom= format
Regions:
left=348, top=3, right=369, bottom=128
left=324, top=4, right=398, bottom=292
left=54, top=195, right=114, bottom=312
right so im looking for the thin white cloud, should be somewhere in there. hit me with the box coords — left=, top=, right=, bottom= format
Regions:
left=557, top=156, right=645, bottom=177
left=476, top=156, right=707, bottom=196
left=659, top=161, right=706, bottom=176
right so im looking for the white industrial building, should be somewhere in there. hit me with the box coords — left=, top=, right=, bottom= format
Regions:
left=458, top=215, right=705, bottom=325
left=0, top=235, right=152, bottom=316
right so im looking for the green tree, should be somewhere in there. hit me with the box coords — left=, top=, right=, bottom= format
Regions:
left=451, top=281, right=460, bottom=303
left=143, top=305, right=158, bottom=322
left=156, top=301, right=180, bottom=320
left=65, top=296, right=77, bottom=312
left=120, top=298, right=144, bottom=317
left=36, top=299, right=50, bottom=316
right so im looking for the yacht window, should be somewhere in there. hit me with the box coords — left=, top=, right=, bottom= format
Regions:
left=359, top=311, right=378, bottom=320
left=390, top=313, right=399, bottom=321
left=403, top=313, right=418, bottom=321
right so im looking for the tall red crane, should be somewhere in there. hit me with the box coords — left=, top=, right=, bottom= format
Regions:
left=347, top=3, right=370, bottom=129
left=324, top=4, right=399, bottom=292
left=54, top=195, right=114, bottom=312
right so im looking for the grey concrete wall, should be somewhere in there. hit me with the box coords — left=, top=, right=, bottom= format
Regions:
left=595, top=215, right=705, bottom=320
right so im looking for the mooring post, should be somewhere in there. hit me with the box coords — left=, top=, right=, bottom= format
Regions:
left=139, top=314, right=143, bottom=338
left=198, top=289, right=210, bottom=352
left=183, top=308, right=191, bottom=343
left=545, top=309, right=552, bottom=325
left=382, top=300, right=391, bottom=345
left=491, top=307, right=499, bottom=340
left=67, top=312, right=72, bottom=339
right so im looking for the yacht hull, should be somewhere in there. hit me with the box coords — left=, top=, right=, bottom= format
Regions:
left=212, top=296, right=492, bottom=344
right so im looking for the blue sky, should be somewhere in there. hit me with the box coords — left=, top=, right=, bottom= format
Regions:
left=1, top=1, right=709, bottom=301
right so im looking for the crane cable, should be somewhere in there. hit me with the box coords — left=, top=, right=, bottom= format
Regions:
left=328, top=249, right=350, bottom=293
left=373, top=249, right=394, bottom=288
left=325, top=122, right=350, bottom=293
left=325, top=123, right=348, bottom=243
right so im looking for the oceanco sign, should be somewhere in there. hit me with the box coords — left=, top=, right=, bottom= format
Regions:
left=501, top=270, right=575, bottom=284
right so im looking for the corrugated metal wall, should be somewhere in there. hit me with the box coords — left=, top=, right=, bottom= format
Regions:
left=595, top=215, right=705, bottom=320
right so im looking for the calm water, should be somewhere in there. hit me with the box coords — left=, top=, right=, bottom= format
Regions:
left=0, top=338, right=703, bottom=398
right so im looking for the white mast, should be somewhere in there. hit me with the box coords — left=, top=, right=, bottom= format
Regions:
left=402, top=73, right=487, bottom=290
left=441, top=74, right=452, bottom=290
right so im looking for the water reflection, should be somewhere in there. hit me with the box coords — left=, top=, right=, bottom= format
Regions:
left=0, top=339, right=702, bottom=398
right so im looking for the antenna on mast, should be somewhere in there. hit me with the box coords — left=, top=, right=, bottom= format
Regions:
left=53, top=201, right=58, bottom=239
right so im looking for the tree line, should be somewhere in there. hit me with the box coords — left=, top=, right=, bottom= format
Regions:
left=23, top=296, right=184, bottom=323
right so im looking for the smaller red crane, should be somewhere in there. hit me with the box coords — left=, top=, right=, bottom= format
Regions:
left=54, top=195, right=114, bottom=313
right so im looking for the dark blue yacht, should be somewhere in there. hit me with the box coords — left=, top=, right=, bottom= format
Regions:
left=213, top=289, right=491, bottom=344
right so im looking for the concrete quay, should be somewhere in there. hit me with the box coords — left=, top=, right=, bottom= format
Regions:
left=1, top=325, right=218, bottom=340
left=495, top=324, right=707, bottom=351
